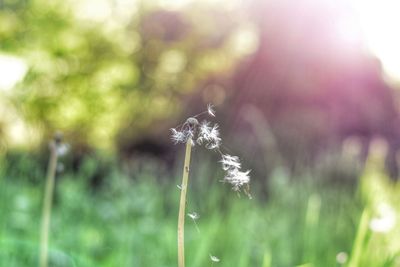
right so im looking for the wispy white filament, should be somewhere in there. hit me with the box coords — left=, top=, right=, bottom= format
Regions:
left=207, top=104, right=216, bottom=117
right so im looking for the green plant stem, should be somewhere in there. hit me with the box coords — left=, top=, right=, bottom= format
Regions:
left=39, top=141, right=58, bottom=267
left=178, top=139, right=192, bottom=267
left=347, top=208, right=370, bottom=267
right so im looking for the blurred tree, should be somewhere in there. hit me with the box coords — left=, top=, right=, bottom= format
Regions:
left=0, top=0, right=253, bottom=155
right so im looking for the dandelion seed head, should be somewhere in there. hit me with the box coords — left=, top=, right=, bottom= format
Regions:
left=185, top=117, right=199, bottom=129
left=209, top=254, right=220, bottom=262
left=170, top=104, right=251, bottom=195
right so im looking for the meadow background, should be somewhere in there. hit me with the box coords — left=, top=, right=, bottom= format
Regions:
left=1, top=0, right=400, bottom=266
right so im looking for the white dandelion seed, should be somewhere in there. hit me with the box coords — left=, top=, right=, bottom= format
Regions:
left=206, top=141, right=220, bottom=150
left=170, top=128, right=186, bottom=144
left=220, top=154, right=241, bottom=170
left=209, top=254, right=220, bottom=263
left=207, top=104, right=215, bottom=117
left=188, top=212, right=199, bottom=220
left=197, top=122, right=208, bottom=145
left=224, top=168, right=251, bottom=191
left=208, top=124, right=221, bottom=148
left=188, top=212, right=200, bottom=233
left=197, top=121, right=221, bottom=149
left=186, top=128, right=195, bottom=139
left=197, top=121, right=210, bottom=145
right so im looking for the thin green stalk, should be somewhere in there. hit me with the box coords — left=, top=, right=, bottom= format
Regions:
left=347, top=208, right=370, bottom=267
left=178, top=138, right=192, bottom=267
left=39, top=140, right=58, bottom=267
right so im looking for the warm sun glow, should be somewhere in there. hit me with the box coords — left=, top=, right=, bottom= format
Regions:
left=0, top=54, right=28, bottom=91
left=351, top=0, right=400, bottom=84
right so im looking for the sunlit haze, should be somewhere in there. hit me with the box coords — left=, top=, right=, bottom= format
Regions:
left=351, top=0, right=400, bottom=83
left=0, top=54, right=27, bottom=91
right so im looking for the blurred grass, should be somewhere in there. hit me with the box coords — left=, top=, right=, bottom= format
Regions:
left=0, top=151, right=399, bottom=267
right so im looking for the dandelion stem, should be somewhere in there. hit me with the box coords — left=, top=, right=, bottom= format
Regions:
left=39, top=140, right=58, bottom=267
left=178, top=138, right=192, bottom=267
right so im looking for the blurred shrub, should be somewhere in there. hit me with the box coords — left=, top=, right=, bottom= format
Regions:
left=0, top=0, right=254, bottom=152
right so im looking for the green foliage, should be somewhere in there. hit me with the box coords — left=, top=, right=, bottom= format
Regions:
left=2, top=143, right=400, bottom=267
left=347, top=142, right=400, bottom=267
left=0, top=0, right=252, bottom=149
left=0, top=156, right=371, bottom=267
